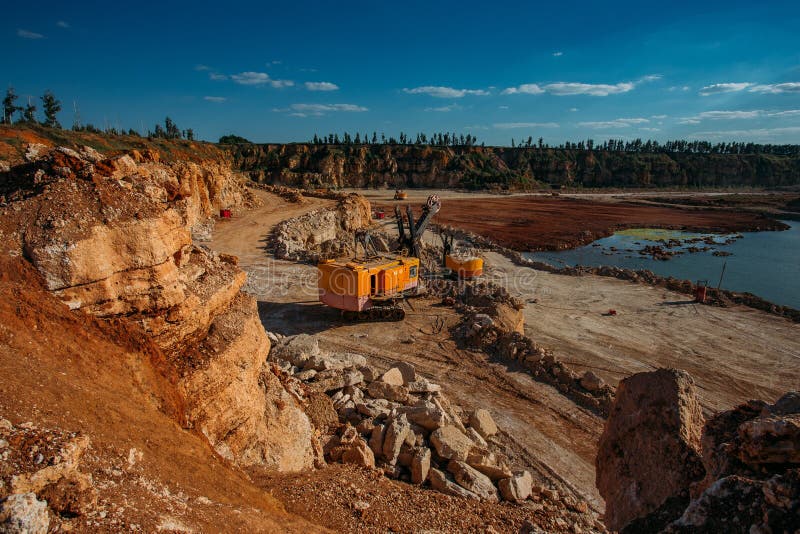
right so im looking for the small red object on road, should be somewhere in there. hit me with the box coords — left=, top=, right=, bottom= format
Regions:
left=604, top=309, right=617, bottom=316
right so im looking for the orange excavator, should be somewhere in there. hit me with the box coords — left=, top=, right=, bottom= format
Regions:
left=317, top=195, right=440, bottom=321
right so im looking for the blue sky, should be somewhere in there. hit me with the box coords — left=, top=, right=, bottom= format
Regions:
left=3, top=0, right=800, bottom=145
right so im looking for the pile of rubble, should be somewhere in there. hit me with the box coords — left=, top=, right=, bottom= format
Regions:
left=443, top=281, right=615, bottom=416
left=596, top=368, right=799, bottom=533
left=268, top=333, right=538, bottom=504
left=271, top=193, right=375, bottom=262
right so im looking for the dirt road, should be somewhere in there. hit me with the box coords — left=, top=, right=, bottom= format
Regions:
left=211, top=190, right=606, bottom=509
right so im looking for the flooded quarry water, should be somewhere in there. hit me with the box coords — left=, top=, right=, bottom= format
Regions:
left=526, top=221, right=800, bottom=309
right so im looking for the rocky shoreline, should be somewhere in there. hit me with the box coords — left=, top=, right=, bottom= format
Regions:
left=444, top=227, right=800, bottom=323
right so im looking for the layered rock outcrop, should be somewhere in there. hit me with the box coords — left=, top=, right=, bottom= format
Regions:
left=230, top=143, right=800, bottom=190
left=0, top=144, right=315, bottom=471
left=597, top=368, right=800, bottom=533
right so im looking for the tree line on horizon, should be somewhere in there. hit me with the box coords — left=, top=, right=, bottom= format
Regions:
left=2, top=86, right=195, bottom=141
left=4, top=86, right=798, bottom=157
left=305, top=131, right=800, bottom=156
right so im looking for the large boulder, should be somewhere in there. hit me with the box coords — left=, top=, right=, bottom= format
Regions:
left=402, top=401, right=448, bottom=431
left=341, top=437, right=376, bottom=469
left=447, top=460, right=499, bottom=502
left=367, top=381, right=408, bottom=403
left=0, top=493, right=49, bottom=534
left=270, top=334, right=322, bottom=368
left=498, top=470, right=533, bottom=503
left=430, top=425, right=475, bottom=462
left=665, top=475, right=767, bottom=533
left=313, top=368, right=364, bottom=393
left=737, top=413, right=800, bottom=466
left=466, top=450, right=513, bottom=481
left=391, top=361, right=416, bottom=384
left=411, top=447, right=431, bottom=484
left=469, top=409, right=498, bottom=439
left=382, top=414, right=411, bottom=465
left=429, top=468, right=479, bottom=500
left=379, top=367, right=405, bottom=386
left=596, top=369, right=706, bottom=532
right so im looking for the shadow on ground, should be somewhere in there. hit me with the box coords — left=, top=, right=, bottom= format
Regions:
left=257, top=300, right=342, bottom=335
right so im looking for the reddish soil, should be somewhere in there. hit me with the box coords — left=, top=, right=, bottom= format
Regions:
left=255, top=464, right=599, bottom=534
left=418, top=196, right=785, bottom=250
left=0, top=256, right=318, bottom=532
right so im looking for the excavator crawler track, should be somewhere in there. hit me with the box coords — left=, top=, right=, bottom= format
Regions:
left=342, top=305, right=405, bottom=322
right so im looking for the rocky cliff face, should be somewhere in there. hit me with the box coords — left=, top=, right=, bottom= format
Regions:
left=229, top=143, right=800, bottom=190
left=0, top=144, right=316, bottom=471
left=596, top=368, right=799, bottom=533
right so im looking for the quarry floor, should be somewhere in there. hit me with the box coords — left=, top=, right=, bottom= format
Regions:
left=210, top=189, right=800, bottom=528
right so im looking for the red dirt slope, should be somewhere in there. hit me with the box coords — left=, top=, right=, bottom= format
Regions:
left=0, top=256, right=322, bottom=532
left=429, top=196, right=785, bottom=250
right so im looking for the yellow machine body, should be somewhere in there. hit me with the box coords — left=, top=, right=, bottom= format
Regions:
left=318, top=256, right=420, bottom=311
left=445, top=254, right=484, bottom=279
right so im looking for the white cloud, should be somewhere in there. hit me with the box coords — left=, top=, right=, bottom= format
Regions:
left=651, top=114, right=668, bottom=119
left=290, top=103, right=368, bottom=113
left=56, top=21, right=69, bottom=28
left=290, top=112, right=307, bottom=117
left=638, top=74, right=663, bottom=83
left=425, top=104, right=462, bottom=112
left=547, top=82, right=635, bottom=96
left=697, top=110, right=762, bottom=120
left=679, top=109, right=800, bottom=124
left=680, top=110, right=766, bottom=123
left=749, top=82, right=800, bottom=94
left=402, top=86, right=489, bottom=98
left=195, top=64, right=211, bottom=71
left=502, top=84, right=544, bottom=95
left=668, top=86, right=691, bottom=92
left=17, top=29, right=44, bottom=39
left=639, top=127, right=661, bottom=132
left=230, top=71, right=293, bottom=87
left=498, top=105, right=509, bottom=110
left=698, top=83, right=752, bottom=96
left=690, top=127, right=800, bottom=139
left=209, top=72, right=228, bottom=81
left=204, top=96, right=227, bottom=103
left=553, top=51, right=563, bottom=57
left=304, top=81, right=339, bottom=91
left=502, top=76, right=659, bottom=97
left=269, top=79, right=294, bottom=88
left=231, top=72, right=269, bottom=85
left=569, top=108, right=579, bottom=112
left=579, top=118, right=650, bottom=128
left=492, top=122, right=559, bottom=129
